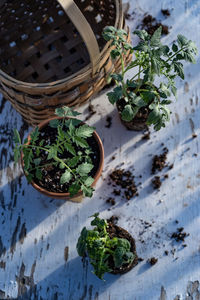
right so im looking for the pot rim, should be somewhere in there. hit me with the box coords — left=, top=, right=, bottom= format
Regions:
left=21, top=116, right=104, bottom=199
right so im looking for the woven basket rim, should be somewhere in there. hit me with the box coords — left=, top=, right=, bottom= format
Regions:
left=0, top=0, right=122, bottom=90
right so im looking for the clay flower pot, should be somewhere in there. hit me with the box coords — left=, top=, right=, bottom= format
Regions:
left=21, top=116, right=104, bottom=202
left=106, top=222, right=138, bottom=274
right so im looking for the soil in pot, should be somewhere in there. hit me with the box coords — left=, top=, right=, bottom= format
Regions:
left=31, top=124, right=101, bottom=193
left=106, top=222, right=138, bottom=274
left=117, top=98, right=149, bottom=131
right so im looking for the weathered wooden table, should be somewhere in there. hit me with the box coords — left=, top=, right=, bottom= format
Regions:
left=0, top=0, right=200, bottom=299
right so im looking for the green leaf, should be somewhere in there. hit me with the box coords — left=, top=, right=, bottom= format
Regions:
left=74, top=136, right=89, bottom=148
left=64, top=142, right=76, bottom=155
left=150, top=26, right=162, bottom=47
left=49, top=119, right=60, bottom=128
left=81, top=185, right=94, bottom=197
left=30, top=127, right=40, bottom=143
left=184, top=52, right=196, bottom=63
left=13, top=129, right=21, bottom=144
left=110, top=49, right=121, bottom=59
left=69, top=182, right=81, bottom=196
left=55, top=106, right=81, bottom=117
left=59, top=162, right=65, bottom=169
left=76, top=163, right=93, bottom=176
left=171, top=85, right=177, bottom=98
left=60, top=170, right=72, bottom=184
left=67, top=156, right=79, bottom=168
left=172, top=44, right=178, bottom=52
left=130, top=94, right=147, bottom=107
left=110, top=73, right=123, bottom=82
left=47, top=147, right=57, bottom=160
left=75, top=125, right=95, bottom=138
left=133, top=41, right=149, bottom=52
left=14, top=147, right=21, bottom=163
left=121, top=105, right=138, bottom=122
left=34, top=158, right=41, bottom=166
left=76, top=227, right=88, bottom=256
left=151, top=57, right=160, bottom=75
left=133, top=29, right=149, bottom=41
left=107, top=86, right=123, bottom=105
left=177, top=34, right=188, bottom=47
left=84, top=176, right=94, bottom=187
left=26, top=173, right=34, bottom=183
left=36, top=168, right=42, bottom=180
left=173, top=62, right=184, bottom=79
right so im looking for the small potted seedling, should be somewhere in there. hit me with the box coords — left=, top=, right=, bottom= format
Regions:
left=76, top=213, right=138, bottom=279
left=13, top=107, right=104, bottom=202
left=103, top=26, right=197, bottom=131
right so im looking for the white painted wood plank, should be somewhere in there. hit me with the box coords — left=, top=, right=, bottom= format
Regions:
left=0, top=0, right=200, bottom=299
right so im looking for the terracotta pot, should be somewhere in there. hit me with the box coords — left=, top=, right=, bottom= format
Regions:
left=21, top=117, right=104, bottom=202
left=117, top=100, right=149, bottom=131
left=106, top=223, right=138, bottom=274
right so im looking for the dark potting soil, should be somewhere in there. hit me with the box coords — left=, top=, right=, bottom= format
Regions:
left=152, top=176, right=162, bottom=189
left=32, top=124, right=100, bottom=193
left=152, top=147, right=168, bottom=174
left=171, top=227, right=190, bottom=242
left=106, top=222, right=138, bottom=274
left=109, top=169, right=138, bottom=200
left=147, top=257, right=158, bottom=265
left=161, top=9, right=171, bottom=16
left=140, top=14, right=169, bottom=35
left=117, top=98, right=149, bottom=124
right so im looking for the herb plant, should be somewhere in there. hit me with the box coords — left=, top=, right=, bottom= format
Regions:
left=76, top=213, right=135, bottom=279
left=13, top=106, right=96, bottom=197
left=103, top=26, right=197, bottom=130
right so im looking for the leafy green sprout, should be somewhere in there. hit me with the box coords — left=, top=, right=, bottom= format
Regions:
left=103, top=26, right=197, bottom=130
left=13, top=106, right=97, bottom=197
left=76, top=213, right=135, bottom=280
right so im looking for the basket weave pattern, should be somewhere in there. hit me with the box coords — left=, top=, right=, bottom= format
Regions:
left=0, top=0, right=132, bottom=125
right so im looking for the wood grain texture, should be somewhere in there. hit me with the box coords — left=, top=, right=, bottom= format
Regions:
left=0, top=0, right=200, bottom=299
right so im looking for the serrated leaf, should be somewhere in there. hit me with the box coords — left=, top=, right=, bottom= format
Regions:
left=150, top=26, right=162, bottom=47
left=36, top=168, right=42, bottom=180
left=151, top=57, right=160, bottom=75
left=76, top=163, right=93, bottom=176
left=26, top=173, right=33, bottom=183
left=173, top=62, right=184, bottom=79
left=74, top=136, right=89, bottom=148
left=171, top=85, right=177, bottom=98
left=75, top=125, right=95, bottom=138
left=64, top=142, right=76, bottom=155
left=110, top=73, right=123, bottom=82
left=60, top=170, right=72, bottom=184
left=13, top=129, right=21, bottom=144
left=133, top=41, right=149, bottom=52
left=30, top=127, right=39, bottom=143
left=67, top=156, right=79, bottom=168
left=184, top=52, right=196, bottom=63
left=177, top=34, right=188, bottom=47
left=47, top=147, right=57, bottom=160
left=55, top=106, right=81, bottom=117
left=133, top=29, right=149, bottom=41
left=130, top=94, right=147, bottom=107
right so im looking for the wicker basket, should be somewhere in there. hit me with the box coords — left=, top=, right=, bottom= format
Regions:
left=0, top=0, right=132, bottom=125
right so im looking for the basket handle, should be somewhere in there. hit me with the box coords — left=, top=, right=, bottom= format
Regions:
left=57, top=0, right=100, bottom=75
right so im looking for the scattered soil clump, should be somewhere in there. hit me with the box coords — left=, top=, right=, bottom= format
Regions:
left=152, top=147, right=168, bottom=174
left=109, top=169, right=138, bottom=200
left=147, top=257, right=158, bottom=265
left=152, top=176, right=162, bottom=189
left=106, top=197, right=116, bottom=206
left=140, top=14, right=169, bottom=36
left=161, top=9, right=170, bottom=16
left=142, top=131, right=150, bottom=140
left=171, top=227, right=190, bottom=242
